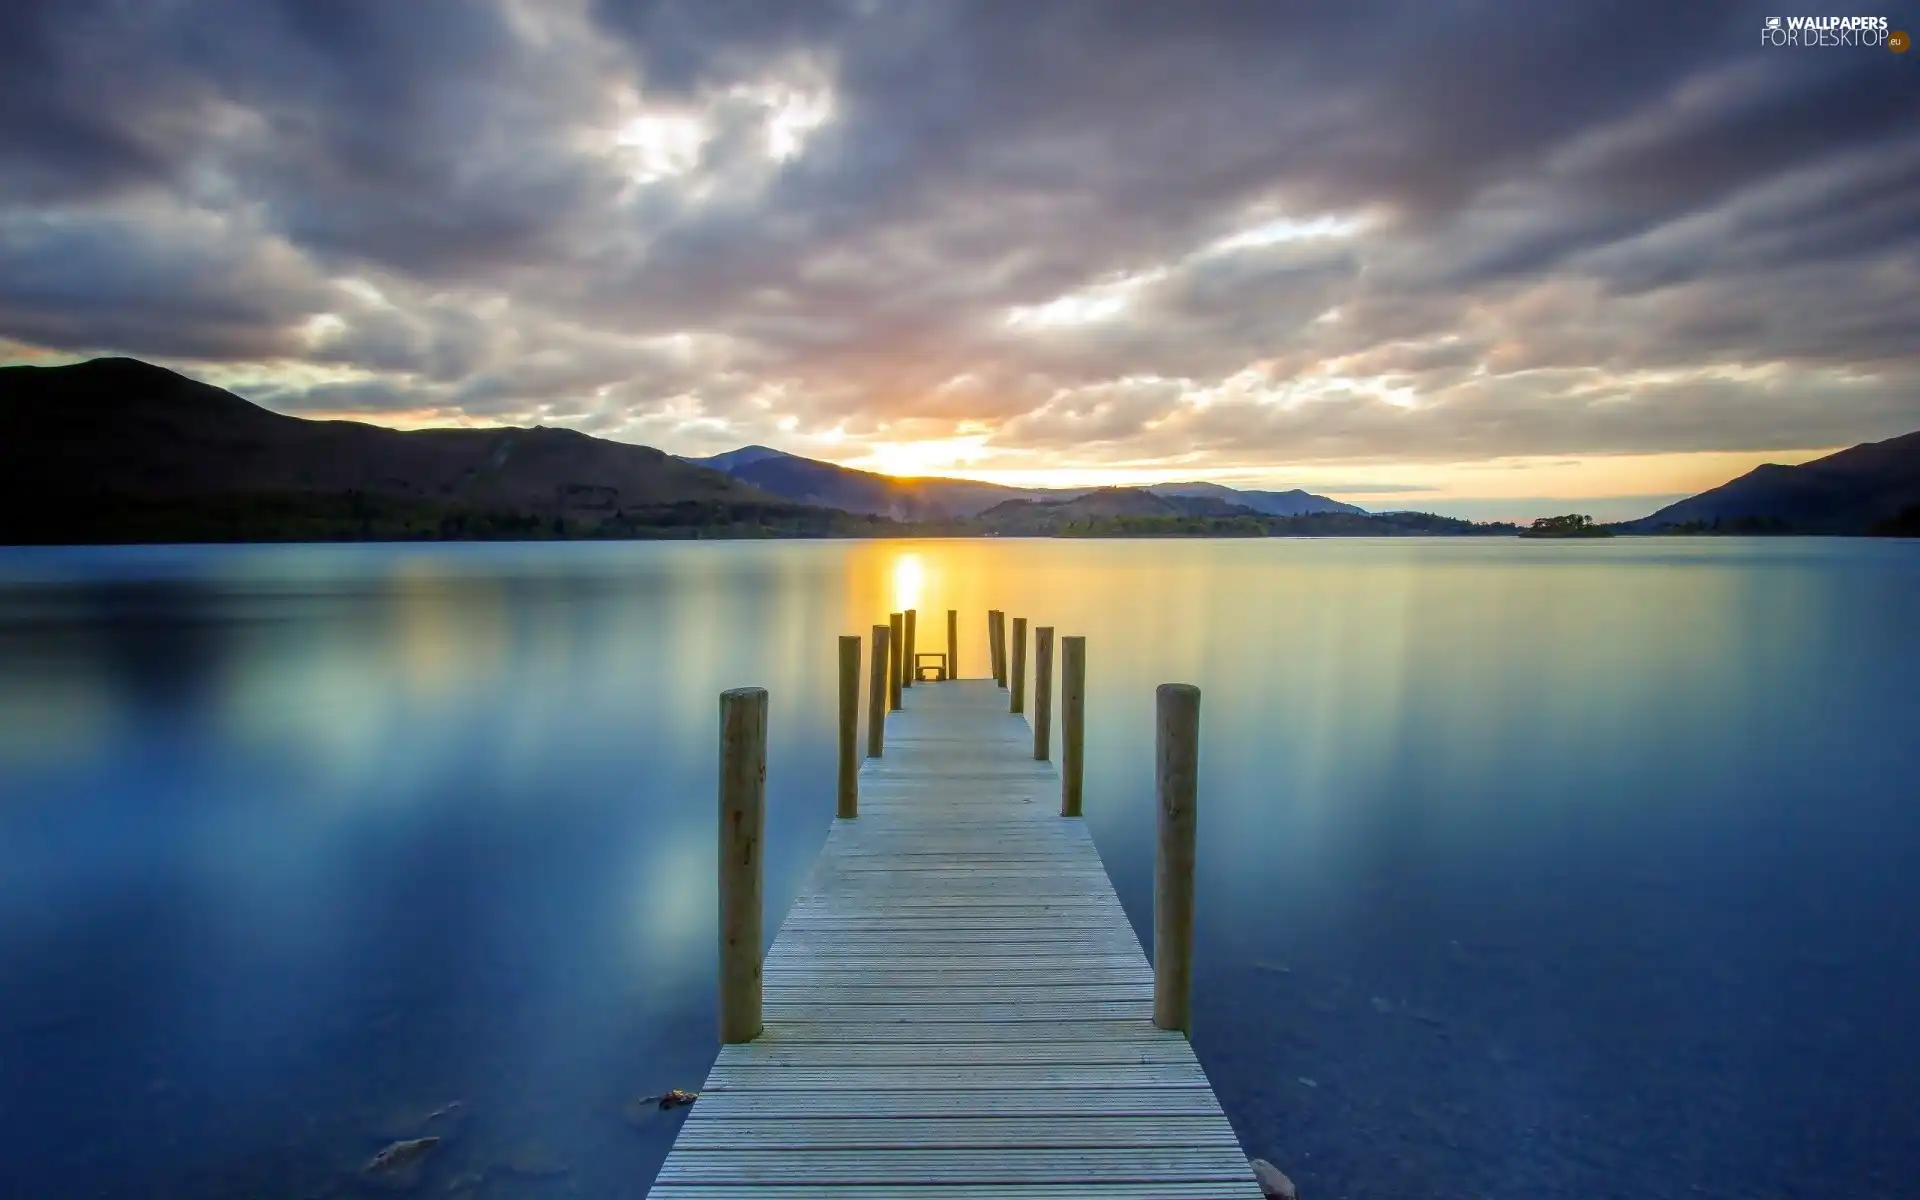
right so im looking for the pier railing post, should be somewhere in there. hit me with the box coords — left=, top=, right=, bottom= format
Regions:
left=888, top=612, right=904, bottom=711
left=986, top=610, right=1002, bottom=685
left=993, top=610, right=1009, bottom=687
left=718, top=686, right=767, bottom=1044
left=1032, top=626, right=1054, bottom=760
left=904, top=609, right=917, bottom=689
left=1061, top=636, right=1086, bottom=817
left=1153, top=683, right=1200, bottom=1035
left=867, top=624, right=889, bottom=757
left=1010, top=617, right=1028, bottom=714
left=837, top=636, right=860, bottom=818
left=946, top=609, right=957, bottom=680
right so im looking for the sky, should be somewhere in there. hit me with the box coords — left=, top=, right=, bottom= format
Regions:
left=1, top=1, right=1916, bottom=521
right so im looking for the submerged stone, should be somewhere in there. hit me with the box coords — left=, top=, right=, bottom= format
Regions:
left=1249, top=1157, right=1299, bottom=1199
left=361, top=1136, right=440, bottom=1191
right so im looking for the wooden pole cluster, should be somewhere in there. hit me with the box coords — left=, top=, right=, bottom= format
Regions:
left=888, top=612, right=904, bottom=711
left=904, top=609, right=918, bottom=689
left=1061, top=635, right=1086, bottom=817
left=946, top=609, right=958, bottom=681
left=837, top=635, right=860, bottom=818
left=867, top=624, right=889, bottom=757
left=1153, top=683, right=1201, bottom=1035
left=1010, top=617, right=1028, bottom=714
left=1032, top=626, right=1054, bottom=760
left=718, top=686, right=767, bottom=1044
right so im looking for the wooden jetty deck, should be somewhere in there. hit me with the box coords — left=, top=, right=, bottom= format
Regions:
left=647, top=666, right=1264, bottom=1198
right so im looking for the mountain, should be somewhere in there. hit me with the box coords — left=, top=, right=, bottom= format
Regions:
left=683, top=445, right=1057, bottom=519
left=0, top=358, right=877, bottom=543
left=975, top=487, right=1264, bottom=534
left=687, top=446, right=1365, bottom=518
left=1147, top=480, right=1363, bottom=516
left=975, top=488, right=1504, bottom=537
left=689, top=445, right=791, bottom=474
left=1623, top=430, right=1920, bottom=534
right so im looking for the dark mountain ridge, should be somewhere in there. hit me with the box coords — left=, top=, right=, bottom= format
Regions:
left=1146, top=480, right=1365, bottom=516
left=684, top=446, right=1050, bottom=520
left=0, top=358, right=873, bottom=543
left=974, top=488, right=1260, bottom=534
left=1623, top=431, right=1920, bottom=534
left=685, top=445, right=1364, bottom=518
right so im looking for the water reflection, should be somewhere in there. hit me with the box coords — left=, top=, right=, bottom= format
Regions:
left=0, top=538, right=1916, bottom=1198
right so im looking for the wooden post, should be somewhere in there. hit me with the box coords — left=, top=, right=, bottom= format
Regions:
left=1032, top=626, right=1054, bottom=761
left=1010, top=617, right=1028, bottom=714
left=904, top=608, right=917, bottom=689
left=993, top=610, right=1009, bottom=688
left=1061, top=635, right=1086, bottom=817
left=718, top=686, right=767, bottom=1044
left=1153, top=683, right=1201, bottom=1035
left=837, top=635, right=860, bottom=818
left=888, top=612, right=904, bottom=711
left=946, top=609, right=957, bottom=681
left=867, top=624, right=889, bottom=757
left=983, top=606, right=998, bottom=683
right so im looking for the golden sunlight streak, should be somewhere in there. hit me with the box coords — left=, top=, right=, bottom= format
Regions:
left=891, top=553, right=926, bottom=612
left=846, top=436, right=990, bottom=478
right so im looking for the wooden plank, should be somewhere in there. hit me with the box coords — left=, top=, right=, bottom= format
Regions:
left=705, top=1063, right=1209, bottom=1089
left=647, top=678, right=1256, bottom=1198
left=671, top=1115, right=1243, bottom=1149
left=650, top=1186, right=1261, bottom=1200
left=735, top=1020, right=1174, bottom=1044
left=756, top=960, right=1144, bottom=979
left=714, top=1041, right=1189, bottom=1067
left=685, top=1087, right=1232, bottom=1119
left=762, top=1000, right=1153, bottom=1022
left=654, top=1147, right=1260, bottom=1185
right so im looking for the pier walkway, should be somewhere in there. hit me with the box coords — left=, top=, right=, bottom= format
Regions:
left=647, top=675, right=1263, bottom=1199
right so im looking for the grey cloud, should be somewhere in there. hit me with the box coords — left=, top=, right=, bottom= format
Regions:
left=0, top=0, right=1915, bottom=470
left=0, top=203, right=331, bottom=359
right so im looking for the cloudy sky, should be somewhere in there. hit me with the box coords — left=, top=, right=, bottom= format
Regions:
left=2, top=1, right=1916, bottom=519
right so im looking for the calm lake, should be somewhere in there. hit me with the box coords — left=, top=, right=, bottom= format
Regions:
left=1, top=537, right=1916, bottom=1199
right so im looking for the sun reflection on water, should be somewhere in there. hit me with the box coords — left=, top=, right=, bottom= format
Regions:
left=891, top=552, right=925, bottom=612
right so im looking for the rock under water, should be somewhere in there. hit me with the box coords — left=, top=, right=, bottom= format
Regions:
left=1249, top=1157, right=1299, bottom=1199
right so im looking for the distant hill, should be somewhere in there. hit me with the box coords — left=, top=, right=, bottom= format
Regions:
left=686, top=446, right=1365, bottom=518
left=0, top=358, right=879, bottom=543
left=970, top=488, right=1501, bottom=537
left=1622, top=430, right=1920, bottom=534
left=1147, top=480, right=1363, bottom=516
left=976, top=487, right=1257, bottom=534
left=683, top=445, right=1055, bottom=519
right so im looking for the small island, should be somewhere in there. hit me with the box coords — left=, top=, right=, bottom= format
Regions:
left=1519, top=514, right=1614, bottom=539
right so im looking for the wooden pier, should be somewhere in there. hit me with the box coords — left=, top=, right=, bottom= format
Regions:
left=648, top=615, right=1264, bottom=1199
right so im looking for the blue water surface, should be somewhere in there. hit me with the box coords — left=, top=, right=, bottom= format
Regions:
left=0, top=538, right=1915, bottom=1199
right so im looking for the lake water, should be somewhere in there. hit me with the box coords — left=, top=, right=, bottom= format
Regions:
left=1, top=537, right=1916, bottom=1199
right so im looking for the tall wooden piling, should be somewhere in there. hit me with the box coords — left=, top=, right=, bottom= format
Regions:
left=717, top=686, right=767, bottom=1044
left=946, top=609, right=957, bottom=681
left=904, top=609, right=917, bottom=689
left=1032, top=626, right=1054, bottom=761
left=888, top=612, right=904, bottom=711
left=1061, top=635, right=1086, bottom=818
left=866, top=624, right=889, bottom=757
left=837, top=635, right=860, bottom=818
left=994, top=610, right=1010, bottom=688
left=986, top=610, right=1002, bottom=685
left=1010, top=617, right=1028, bottom=714
left=1153, top=683, right=1201, bottom=1035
